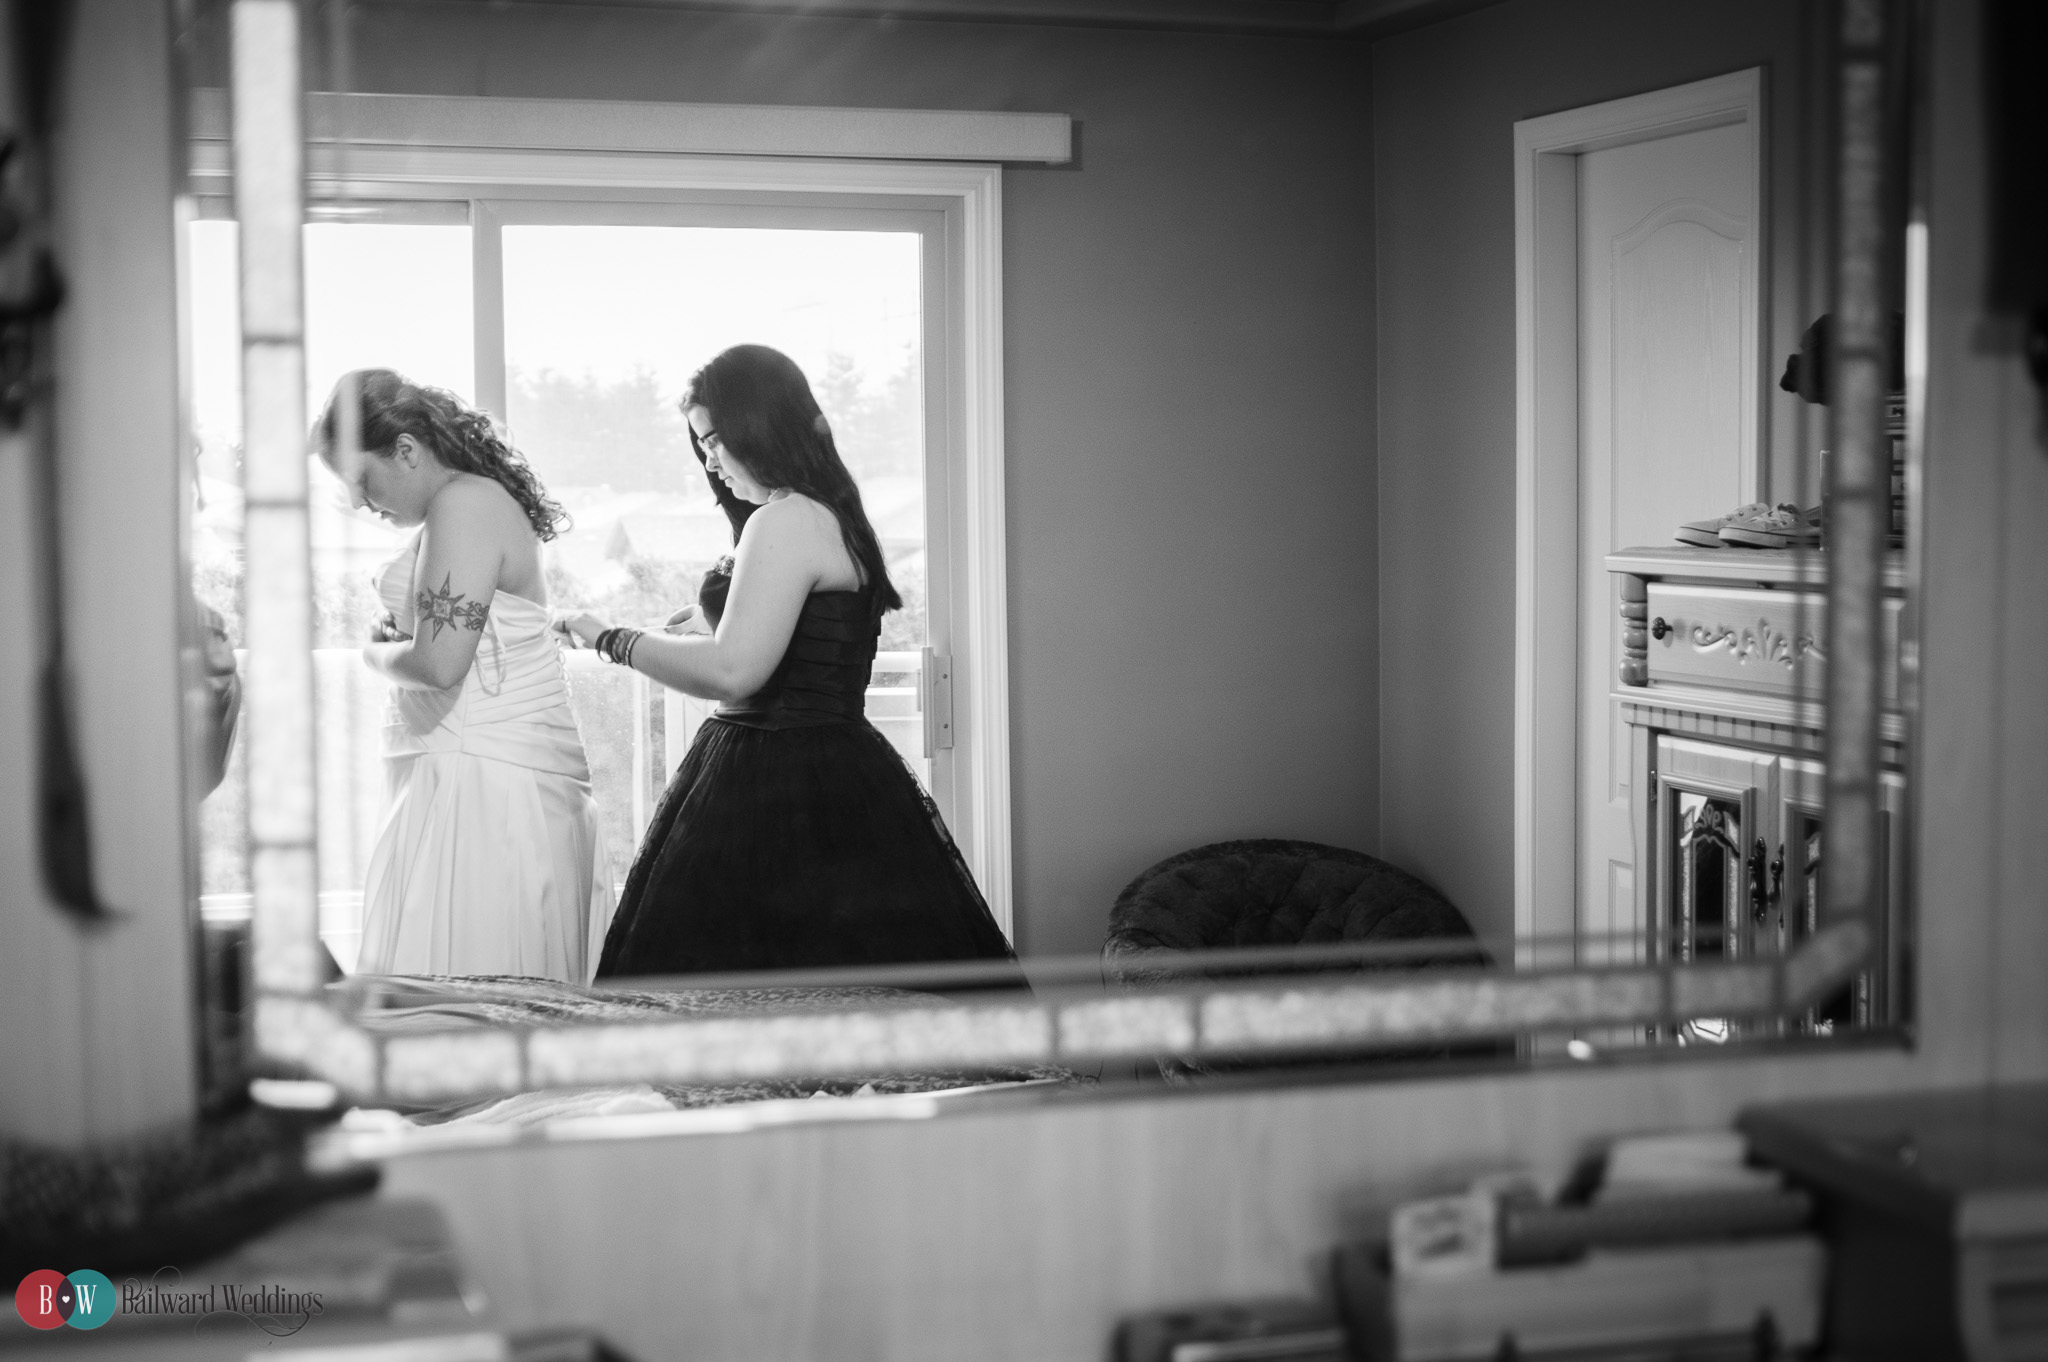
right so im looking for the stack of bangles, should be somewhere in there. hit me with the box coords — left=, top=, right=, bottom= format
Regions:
left=594, top=626, right=643, bottom=667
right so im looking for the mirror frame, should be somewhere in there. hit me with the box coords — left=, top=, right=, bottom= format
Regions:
left=215, top=0, right=1902, bottom=1109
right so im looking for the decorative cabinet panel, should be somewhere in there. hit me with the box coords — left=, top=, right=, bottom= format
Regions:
left=1653, top=736, right=1776, bottom=965
left=1644, top=738, right=1906, bottom=1037
left=1645, top=583, right=1823, bottom=696
left=1609, top=546, right=1907, bottom=1040
left=1776, top=757, right=1910, bottom=1030
left=1643, top=582, right=1903, bottom=706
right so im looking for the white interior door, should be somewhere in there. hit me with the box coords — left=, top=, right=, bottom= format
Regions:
left=1575, top=119, right=1757, bottom=948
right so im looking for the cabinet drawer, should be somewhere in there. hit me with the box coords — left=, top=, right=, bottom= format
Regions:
left=1645, top=583, right=1900, bottom=704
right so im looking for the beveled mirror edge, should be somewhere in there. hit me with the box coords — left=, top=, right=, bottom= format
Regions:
left=231, top=0, right=323, bottom=1003
left=252, top=922, right=1877, bottom=1107
left=216, top=0, right=1911, bottom=1112
left=1894, top=0, right=1931, bottom=1045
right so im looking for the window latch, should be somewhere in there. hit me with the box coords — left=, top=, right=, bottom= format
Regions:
left=921, top=646, right=954, bottom=755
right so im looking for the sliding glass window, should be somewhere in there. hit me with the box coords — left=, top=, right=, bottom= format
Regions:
left=188, top=196, right=961, bottom=968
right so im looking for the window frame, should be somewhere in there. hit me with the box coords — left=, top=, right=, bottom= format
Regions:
left=193, top=92, right=1021, bottom=936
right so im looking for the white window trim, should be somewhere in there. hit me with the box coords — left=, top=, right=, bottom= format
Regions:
left=192, top=92, right=1033, bottom=938
left=194, top=89, right=1071, bottom=165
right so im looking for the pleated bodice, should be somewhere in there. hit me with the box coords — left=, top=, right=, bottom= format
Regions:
left=375, top=541, right=591, bottom=779
left=705, top=562, right=879, bottom=730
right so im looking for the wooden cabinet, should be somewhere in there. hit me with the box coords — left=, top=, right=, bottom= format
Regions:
left=1607, top=547, right=1908, bottom=1036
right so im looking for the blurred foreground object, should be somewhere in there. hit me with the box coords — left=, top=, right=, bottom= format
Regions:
left=1115, top=1298, right=1345, bottom=1362
left=1348, top=1130, right=1822, bottom=1359
left=1740, top=1084, right=2048, bottom=1361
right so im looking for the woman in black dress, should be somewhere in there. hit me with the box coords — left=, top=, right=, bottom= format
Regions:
left=555, top=344, right=1019, bottom=982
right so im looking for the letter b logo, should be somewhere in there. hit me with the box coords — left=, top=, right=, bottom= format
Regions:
left=14, top=1271, right=67, bottom=1329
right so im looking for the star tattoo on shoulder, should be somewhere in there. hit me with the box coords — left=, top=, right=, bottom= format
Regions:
left=415, top=572, right=490, bottom=641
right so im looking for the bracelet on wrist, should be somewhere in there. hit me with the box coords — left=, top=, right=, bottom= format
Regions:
left=596, top=626, right=642, bottom=667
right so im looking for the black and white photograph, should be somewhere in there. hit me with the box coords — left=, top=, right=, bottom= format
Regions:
left=1, top=0, right=2044, bottom=1357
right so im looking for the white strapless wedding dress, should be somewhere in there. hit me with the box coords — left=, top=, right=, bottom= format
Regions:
left=356, top=539, right=615, bottom=983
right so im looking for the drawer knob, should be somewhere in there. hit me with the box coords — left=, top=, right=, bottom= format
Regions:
left=1650, top=617, right=1670, bottom=640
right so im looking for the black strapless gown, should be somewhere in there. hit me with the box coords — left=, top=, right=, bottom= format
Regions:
left=594, top=564, right=1021, bottom=981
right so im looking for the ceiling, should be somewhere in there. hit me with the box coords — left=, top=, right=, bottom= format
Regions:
left=416, top=0, right=1510, bottom=40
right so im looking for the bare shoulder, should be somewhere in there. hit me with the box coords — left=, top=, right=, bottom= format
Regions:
left=428, top=474, right=527, bottom=536
left=743, top=492, right=860, bottom=589
left=745, top=492, right=839, bottom=544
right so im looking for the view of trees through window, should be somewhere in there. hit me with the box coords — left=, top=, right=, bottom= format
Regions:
left=508, top=353, right=926, bottom=655
left=499, top=224, right=927, bottom=658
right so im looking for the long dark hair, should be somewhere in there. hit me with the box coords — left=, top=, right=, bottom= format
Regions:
left=685, top=344, right=901, bottom=614
left=314, top=368, right=569, bottom=542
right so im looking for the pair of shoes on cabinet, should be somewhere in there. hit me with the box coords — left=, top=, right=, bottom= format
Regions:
left=1675, top=503, right=1822, bottom=550
left=1721, top=502, right=1822, bottom=548
left=1676, top=502, right=1768, bottom=547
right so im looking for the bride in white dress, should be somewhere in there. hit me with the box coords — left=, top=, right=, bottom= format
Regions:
left=315, top=369, right=614, bottom=983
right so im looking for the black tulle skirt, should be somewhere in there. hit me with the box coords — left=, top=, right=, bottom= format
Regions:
left=594, top=716, right=1021, bottom=980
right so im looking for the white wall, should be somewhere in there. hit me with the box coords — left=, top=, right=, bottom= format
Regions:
left=1915, top=0, right=2048, bottom=1081
left=0, top=0, right=195, bottom=1141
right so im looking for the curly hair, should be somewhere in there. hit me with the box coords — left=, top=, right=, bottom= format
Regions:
left=683, top=344, right=901, bottom=614
left=313, top=369, right=569, bottom=542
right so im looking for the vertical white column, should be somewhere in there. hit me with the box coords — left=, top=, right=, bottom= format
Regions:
left=471, top=201, right=507, bottom=422
left=662, top=689, right=697, bottom=778
left=956, top=169, right=1011, bottom=941
left=1, top=0, right=197, bottom=1139
left=233, top=0, right=320, bottom=996
left=630, top=670, right=652, bottom=836
left=1822, top=0, right=1889, bottom=948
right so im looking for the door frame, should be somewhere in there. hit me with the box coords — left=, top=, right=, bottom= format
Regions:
left=1512, top=68, right=1765, bottom=958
